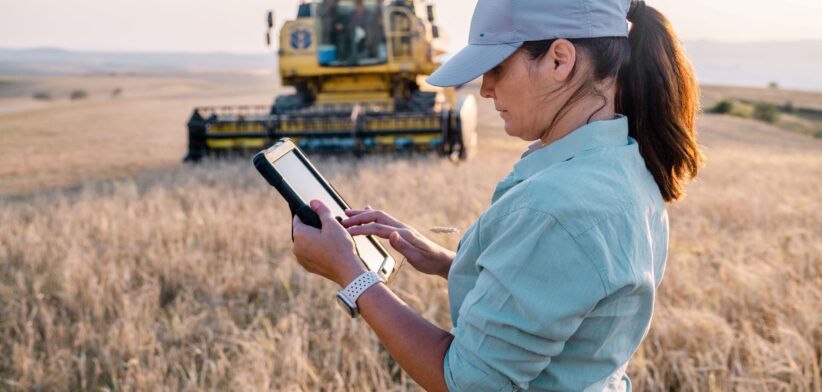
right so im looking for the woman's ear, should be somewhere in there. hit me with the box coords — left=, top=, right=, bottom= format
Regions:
left=547, top=39, right=577, bottom=82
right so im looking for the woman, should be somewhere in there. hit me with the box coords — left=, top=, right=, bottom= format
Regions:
left=290, top=0, right=702, bottom=390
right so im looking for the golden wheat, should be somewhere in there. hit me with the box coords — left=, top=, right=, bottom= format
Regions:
left=0, top=75, right=820, bottom=391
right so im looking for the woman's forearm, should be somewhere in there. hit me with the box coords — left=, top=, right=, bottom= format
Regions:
left=352, top=277, right=454, bottom=391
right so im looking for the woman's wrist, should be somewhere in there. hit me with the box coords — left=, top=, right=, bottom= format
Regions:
left=437, top=250, right=456, bottom=279
left=335, top=255, right=369, bottom=287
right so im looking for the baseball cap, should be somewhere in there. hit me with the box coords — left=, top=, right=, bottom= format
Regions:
left=426, top=0, right=633, bottom=87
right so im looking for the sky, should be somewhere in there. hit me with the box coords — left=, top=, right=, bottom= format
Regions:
left=2, top=0, right=822, bottom=54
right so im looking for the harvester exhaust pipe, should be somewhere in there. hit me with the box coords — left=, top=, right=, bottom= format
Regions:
left=266, top=10, right=275, bottom=47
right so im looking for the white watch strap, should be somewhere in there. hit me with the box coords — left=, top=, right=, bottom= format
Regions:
left=340, top=271, right=382, bottom=305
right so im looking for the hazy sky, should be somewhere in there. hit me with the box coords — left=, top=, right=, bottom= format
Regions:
left=2, top=0, right=822, bottom=53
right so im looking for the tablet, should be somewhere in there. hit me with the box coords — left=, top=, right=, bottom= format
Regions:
left=252, top=138, right=399, bottom=282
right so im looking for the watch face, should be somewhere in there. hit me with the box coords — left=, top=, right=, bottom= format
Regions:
left=336, top=293, right=357, bottom=318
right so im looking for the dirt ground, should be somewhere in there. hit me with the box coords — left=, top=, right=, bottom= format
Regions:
left=0, top=73, right=287, bottom=195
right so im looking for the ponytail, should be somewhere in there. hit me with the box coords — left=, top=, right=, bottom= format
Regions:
left=522, top=4, right=702, bottom=202
left=616, top=4, right=703, bottom=202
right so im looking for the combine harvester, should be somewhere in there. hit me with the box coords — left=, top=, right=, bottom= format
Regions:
left=184, top=0, right=477, bottom=162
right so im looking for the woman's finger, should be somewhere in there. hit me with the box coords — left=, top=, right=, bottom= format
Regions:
left=343, top=209, right=376, bottom=217
left=292, top=214, right=308, bottom=240
left=343, top=210, right=379, bottom=223
left=340, top=210, right=402, bottom=228
left=343, top=205, right=374, bottom=217
left=340, top=212, right=375, bottom=226
left=398, top=228, right=430, bottom=250
left=346, top=222, right=398, bottom=238
left=344, top=209, right=366, bottom=217
left=309, top=199, right=338, bottom=226
left=389, top=231, right=424, bottom=261
left=389, top=231, right=413, bottom=254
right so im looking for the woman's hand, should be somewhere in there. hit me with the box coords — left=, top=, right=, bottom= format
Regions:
left=292, top=200, right=368, bottom=287
left=341, top=207, right=455, bottom=279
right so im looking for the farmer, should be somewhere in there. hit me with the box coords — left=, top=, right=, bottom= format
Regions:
left=291, top=0, right=702, bottom=390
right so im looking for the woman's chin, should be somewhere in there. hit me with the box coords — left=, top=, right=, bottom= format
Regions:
left=502, top=122, right=518, bottom=138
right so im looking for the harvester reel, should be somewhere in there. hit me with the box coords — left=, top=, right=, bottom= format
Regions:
left=444, top=95, right=478, bottom=161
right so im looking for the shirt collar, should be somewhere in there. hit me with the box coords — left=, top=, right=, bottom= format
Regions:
left=512, top=114, right=630, bottom=181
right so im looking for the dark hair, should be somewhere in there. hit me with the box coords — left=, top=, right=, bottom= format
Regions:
left=521, top=6, right=702, bottom=202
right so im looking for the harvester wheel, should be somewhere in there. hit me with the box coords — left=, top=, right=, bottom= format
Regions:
left=446, top=95, right=478, bottom=161
left=183, top=109, right=207, bottom=163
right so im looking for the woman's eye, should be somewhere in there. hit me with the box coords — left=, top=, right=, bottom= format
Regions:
left=491, top=66, right=502, bottom=75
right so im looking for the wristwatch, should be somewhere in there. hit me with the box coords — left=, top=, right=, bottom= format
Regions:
left=336, top=271, right=382, bottom=318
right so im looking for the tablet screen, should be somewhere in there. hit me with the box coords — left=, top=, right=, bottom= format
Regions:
left=272, top=151, right=387, bottom=272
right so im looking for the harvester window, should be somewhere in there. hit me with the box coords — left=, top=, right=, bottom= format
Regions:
left=388, top=10, right=413, bottom=59
left=297, top=3, right=312, bottom=18
left=315, top=0, right=388, bottom=66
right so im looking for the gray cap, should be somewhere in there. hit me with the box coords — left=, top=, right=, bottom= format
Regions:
left=427, top=0, right=633, bottom=87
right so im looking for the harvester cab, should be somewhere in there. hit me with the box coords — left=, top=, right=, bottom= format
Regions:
left=184, top=0, right=477, bottom=162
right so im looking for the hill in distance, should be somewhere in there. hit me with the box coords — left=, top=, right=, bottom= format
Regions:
left=1, top=40, right=821, bottom=91
left=682, top=40, right=822, bottom=92
left=0, top=47, right=277, bottom=76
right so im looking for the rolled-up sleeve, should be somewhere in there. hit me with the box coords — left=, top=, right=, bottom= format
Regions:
left=444, top=207, right=608, bottom=391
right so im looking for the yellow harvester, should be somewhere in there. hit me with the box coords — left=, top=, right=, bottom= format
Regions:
left=185, top=0, right=477, bottom=161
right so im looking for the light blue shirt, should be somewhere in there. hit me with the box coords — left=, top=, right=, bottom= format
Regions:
left=443, top=115, right=669, bottom=391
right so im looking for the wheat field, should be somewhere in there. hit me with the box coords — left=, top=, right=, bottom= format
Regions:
left=0, top=74, right=820, bottom=391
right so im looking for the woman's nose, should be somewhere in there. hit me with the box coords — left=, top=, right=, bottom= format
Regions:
left=480, top=74, right=496, bottom=99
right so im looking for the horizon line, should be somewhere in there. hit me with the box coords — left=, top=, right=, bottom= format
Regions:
left=2, top=38, right=822, bottom=56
